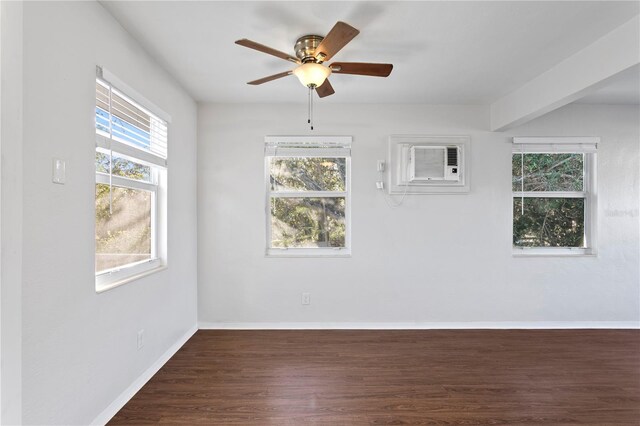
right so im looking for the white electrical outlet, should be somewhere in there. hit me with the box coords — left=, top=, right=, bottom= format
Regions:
left=302, top=292, right=311, bottom=305
left=376, top=181, right=384, bottom=190
left=137, top=329, right=145, bottom=350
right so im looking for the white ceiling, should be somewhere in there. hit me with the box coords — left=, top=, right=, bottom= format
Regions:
left=102, top=1, right=639, bottom=104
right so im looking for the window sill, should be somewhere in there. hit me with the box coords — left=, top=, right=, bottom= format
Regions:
left=96, top=260, right=167, bottom=293
left=266, top=248, right=351, bottom=258
left=512, top=248, right=596, bottom=258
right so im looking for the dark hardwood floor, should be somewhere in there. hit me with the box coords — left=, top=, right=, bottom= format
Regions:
left=109, top=330, right=640, bottom=425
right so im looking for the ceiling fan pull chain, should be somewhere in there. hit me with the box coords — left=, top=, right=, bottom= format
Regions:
left=308, top=86, right=311, bottom=126
left=307, top=86, right=314, bottom=130
left=309, top=87, right=313, bottom=130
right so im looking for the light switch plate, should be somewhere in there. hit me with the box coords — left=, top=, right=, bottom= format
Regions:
left=52, top=158, right=66, bottom=184
left=302, top=292, right=311, bottom=305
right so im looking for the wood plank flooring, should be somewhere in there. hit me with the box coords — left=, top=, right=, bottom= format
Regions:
left=109, top=330, right=640, bottom=425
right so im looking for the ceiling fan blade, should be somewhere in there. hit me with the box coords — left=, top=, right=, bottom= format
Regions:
left=235, top=39, right=299, bottom=64
left=315, top=21, right=360, bottom=62
left=315, top=79, right=335, bottom=98
left=330, top=62, right=393, bottom=77
left=247, top=71, right=292, bottom=85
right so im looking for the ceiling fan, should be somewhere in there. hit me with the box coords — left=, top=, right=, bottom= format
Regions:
left=235, top=21, right=393, bottom=99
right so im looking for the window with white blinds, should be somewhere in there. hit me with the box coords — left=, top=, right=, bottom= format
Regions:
left=265, top=136, right=352, bottom=257
left=95, top=79, right=167, bottom=166
left=94, top=68, right=168, bottom=291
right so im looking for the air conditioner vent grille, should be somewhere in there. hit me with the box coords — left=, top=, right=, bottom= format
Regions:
left=413, top=147, right=444, bottom=179
left=447, top=147, right=458, bottom=166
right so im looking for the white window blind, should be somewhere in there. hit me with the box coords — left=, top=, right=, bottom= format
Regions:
left=513, top=137, right=598, bottom=153
left=265, top=136, right=351, bottom=157
left=95, top=70, right=168, bottom=167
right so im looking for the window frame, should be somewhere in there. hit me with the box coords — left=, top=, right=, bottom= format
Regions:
left=511, top=137, right=598, bottom=257
left=95, top=68, right=169, bottom=292
left=264, top=136, right=352, bottom=257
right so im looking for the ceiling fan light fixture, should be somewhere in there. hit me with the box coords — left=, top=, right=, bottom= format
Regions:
left=293, top=62, right=331, bottom=88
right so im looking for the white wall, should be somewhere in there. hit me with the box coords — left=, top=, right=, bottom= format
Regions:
left=20, top=2, right=198, bottom=424
left=9, top=2, right=639, bottom=423
left=197, top=102, right=639, bottom=327
left=1, top=1, right=24, bottom=423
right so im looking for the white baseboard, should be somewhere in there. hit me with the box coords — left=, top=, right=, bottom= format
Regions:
left=198, top=321, right=639, bottom=330
left=86, top=321, right=635, bottom=424
left=90, top=325, right=198, bottom=426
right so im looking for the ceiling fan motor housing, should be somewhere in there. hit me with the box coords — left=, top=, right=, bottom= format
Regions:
left=295, top=35, right=325, bottom=63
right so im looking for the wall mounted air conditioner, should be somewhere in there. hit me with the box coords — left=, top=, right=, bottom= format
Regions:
left=409, top=146, right=460, bottom=182
left=388, top=135, right=470, bottom=194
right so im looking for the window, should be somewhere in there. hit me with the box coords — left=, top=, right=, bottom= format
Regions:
left=95, top=68, right=168, bottom=290
left=265, top=136, right=351, bottom=257
left=512, top=137, right=598, bottom=255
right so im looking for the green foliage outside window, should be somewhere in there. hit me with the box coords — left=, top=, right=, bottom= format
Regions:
left=512, top=153, right=583, bottom=192
left=96, top=152, right=151, bottom=182
left=270, top=157, right=346, bottom=248
left=271, top=157, right=345, bottom=192
left=271, top=197, right=345, bottom=248
left=95, top=154, right=153, bottom=272
left=513, top=198, right=584, bottom=247
left=512, top=153, right=585, bottom=248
